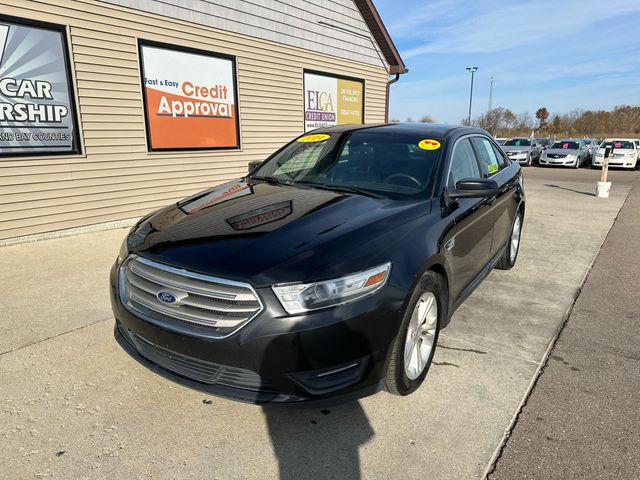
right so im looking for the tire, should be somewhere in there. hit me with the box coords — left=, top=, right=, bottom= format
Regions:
left=496, top=210, right=523, bottom=270
left=526, top=154, right=532, bottom=166
left=574, top=157, right=579, bottom=169
left=385, top=271, right=446, bottom=396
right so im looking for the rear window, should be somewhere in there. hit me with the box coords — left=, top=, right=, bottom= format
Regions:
left=504, top=138, right=531, bottom=146
left=551, top=141, right=580, bottom=150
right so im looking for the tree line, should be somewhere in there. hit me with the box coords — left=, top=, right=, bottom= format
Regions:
left=394, top=105, right=640, bottom=139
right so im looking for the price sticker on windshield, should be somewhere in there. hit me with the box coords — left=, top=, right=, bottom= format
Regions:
left=418, top=139, right=441, bottom=150
left=487, top=163, right=499, bottom=174
left=297, top=134, right=331, bottom=143
left=614, top=142, right=621, bottom=148
left=562, top=143, right=569, bottom=149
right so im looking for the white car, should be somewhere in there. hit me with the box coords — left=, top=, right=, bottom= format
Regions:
left=592, top=139, right=639, bottom=169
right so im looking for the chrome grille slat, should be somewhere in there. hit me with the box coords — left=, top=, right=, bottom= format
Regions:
left=119, top=255, right=264, bottom=338
left=129, top=260, right=256, bottom=301
left=125, top=269, right=259, bottom=315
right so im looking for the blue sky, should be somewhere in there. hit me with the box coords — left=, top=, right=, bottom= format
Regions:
left=375, top=0, right=640, bottom=123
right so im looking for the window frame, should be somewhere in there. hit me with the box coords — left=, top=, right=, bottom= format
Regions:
left=0, top=14, right=82, bottom=159
left=137, top=38, right=241, bottom=153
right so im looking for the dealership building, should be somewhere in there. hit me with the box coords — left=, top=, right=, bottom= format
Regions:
left=0, top=0, right=407, bottom=242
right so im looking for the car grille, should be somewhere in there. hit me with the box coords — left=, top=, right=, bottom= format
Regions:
left=548, top=154, right=566, bottom=159
left=120, top=326, right=273, bottom=391
left=119, top=255, right=263, bottom=338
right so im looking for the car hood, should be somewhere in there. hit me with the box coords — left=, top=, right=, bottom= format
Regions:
left=127, top=179, right=432, bottom=286
left=545, top=148, right=578, bottom=155
left=502, top=146, right=531, bottom=153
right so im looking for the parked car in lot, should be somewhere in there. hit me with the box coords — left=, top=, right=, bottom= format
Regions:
left=592, top=139, right=639, bottom=169
left=110, top=123, right=525, bottom=404
left=539, top=139, right=590, bottom=168
left=583, top=138, right=598, bottom=162
left=501, top=137, right=542, bottom=166
left=495, top=137, right=508, bottom=145
left=537, top=138, right=553, bottom=151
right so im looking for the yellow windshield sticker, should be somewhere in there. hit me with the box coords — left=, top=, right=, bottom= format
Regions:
left=297, top=134, right=330, bottom=143
left=418, top=139, right=441, bottom=150
left=487, top=163, right=499, bottom=174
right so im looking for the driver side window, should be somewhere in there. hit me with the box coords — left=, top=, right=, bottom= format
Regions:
left=449, top=139, right=480, bottom=190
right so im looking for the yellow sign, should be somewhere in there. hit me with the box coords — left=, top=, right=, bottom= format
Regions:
left=297, top=133, right=331, bottom=143
left=487, top=163, right=499, bottom=174
left=418, top=139, right=441, bottom=150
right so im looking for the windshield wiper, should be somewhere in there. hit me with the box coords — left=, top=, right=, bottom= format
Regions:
left=294, top=181, right=385, bottom=199
left=250, top=175, right=294, bottom=186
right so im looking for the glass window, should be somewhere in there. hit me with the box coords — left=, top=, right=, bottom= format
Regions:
left=599, top=140, right=635, bottom=150
left=253, top=131, right=443, bottom=199
left=551, top=141, right=580, bottom=150
left=504, top=138, right=531, bottom=146
left=471, top=137, right=505, bottom=177
left=449, top=139, right=480, bottom=189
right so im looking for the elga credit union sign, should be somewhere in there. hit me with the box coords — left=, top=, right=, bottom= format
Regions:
left=0, top=19, right=79, bottom=156
left=139, top=42, right=240, bottom=151
left=304, top=71, right=363, bottom=132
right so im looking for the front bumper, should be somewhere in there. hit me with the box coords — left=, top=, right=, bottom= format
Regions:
left=539, top=157, right=576, bottom=167
left=110, top=260, right=404, bottom=405
left=592, top=158, right=637, bottom=168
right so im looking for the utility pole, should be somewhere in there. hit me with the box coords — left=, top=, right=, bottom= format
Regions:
left=466, top=66, right=478, bottom=126
left=488, top=76, right=494, bottom=112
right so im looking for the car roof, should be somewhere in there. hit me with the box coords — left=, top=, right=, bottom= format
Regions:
left=603, top=138, right=636, bottom=141
left=310, top=122, right=485, bottom=139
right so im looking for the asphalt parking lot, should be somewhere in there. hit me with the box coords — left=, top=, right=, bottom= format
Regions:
left=1, top=166, right=638, bottom=479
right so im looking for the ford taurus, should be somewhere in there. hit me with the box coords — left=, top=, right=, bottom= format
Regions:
left=110, top=123, right=525, bottom=404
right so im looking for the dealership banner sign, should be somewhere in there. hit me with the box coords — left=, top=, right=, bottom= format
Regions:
left=304, top=71, right=364, bottom=132
left=0, top=18, right=79, bottom=156
left=139, top=42, right=240, bottom=151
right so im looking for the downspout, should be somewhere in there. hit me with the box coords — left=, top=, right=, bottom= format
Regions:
left=385, top=73, right=401, bottom=123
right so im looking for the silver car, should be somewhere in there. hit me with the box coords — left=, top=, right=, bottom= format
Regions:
left=539, top=139, right=589, bottom=168
left=501, top=138, right=542, bottom=166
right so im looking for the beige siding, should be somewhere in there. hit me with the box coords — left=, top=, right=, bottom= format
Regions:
left=0, top=0, right=389, bottom=241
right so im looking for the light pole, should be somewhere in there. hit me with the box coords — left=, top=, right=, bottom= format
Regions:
left=466, top=66, right=478, bottom=125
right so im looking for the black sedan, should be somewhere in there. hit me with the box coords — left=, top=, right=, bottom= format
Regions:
left=110, top=123, right=525, bottom=404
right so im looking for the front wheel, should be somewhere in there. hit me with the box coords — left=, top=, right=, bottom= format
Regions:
left=496, top=211, right=523, bottom=270
left=385, top=271, right=445, bottom=396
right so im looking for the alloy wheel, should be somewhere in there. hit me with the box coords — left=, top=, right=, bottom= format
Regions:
left=510, top=215, right=522, bottom=262
left=404, top=292, right=438, bottom=380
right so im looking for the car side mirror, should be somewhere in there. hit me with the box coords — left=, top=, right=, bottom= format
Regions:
left=449, top=178, right=500, bottom=198
left=248, top=160, right=261, bottom=173
left=604, top=146, right=612, bottom=158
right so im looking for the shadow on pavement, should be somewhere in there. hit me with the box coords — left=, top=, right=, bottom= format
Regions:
left=263, top=401, right=374, bottom=479
left=259, top=318, right=376, bottom=479
left=544, top=183, right=594, bottom=196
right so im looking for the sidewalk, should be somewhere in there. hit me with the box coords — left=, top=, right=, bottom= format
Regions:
left=490, top=179, right=640, bottom=479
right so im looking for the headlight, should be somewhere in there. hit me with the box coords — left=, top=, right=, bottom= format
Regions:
left=565, top=154, right=576, bottom=160
left=272, top=262, right=391, bottom=314
left=625, top=152, right=635, bottom=157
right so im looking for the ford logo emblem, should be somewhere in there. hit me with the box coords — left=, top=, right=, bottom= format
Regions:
left=157, top=291, right=178, bottom=304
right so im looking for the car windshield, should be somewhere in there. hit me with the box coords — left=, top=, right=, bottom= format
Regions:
left=600, top=140, right=635, bottom=150
left=551, top=141, right=580, bottom=150
left=251, top=131, right=443, bottom=199
left=504, top=138, right=531, bottom=146
left=538, top=139, right=553, bottom=146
